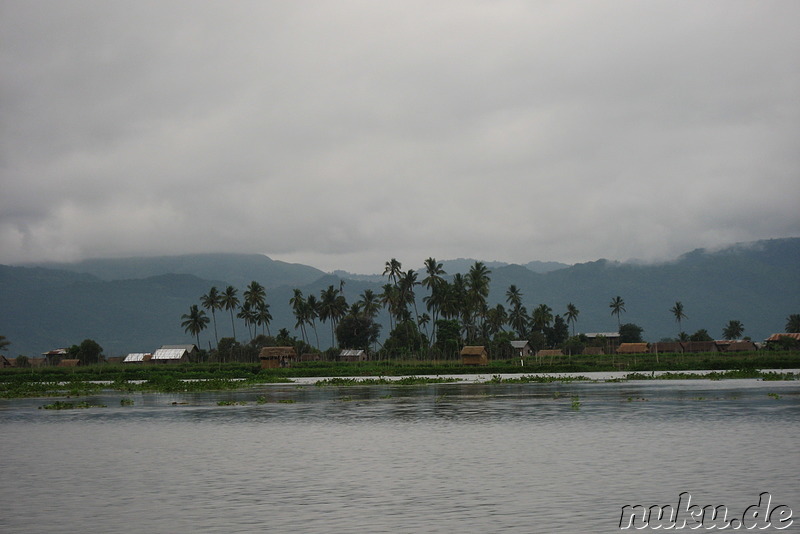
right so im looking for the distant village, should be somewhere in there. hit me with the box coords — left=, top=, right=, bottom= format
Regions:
left=2, top=332, right=798, bottom=369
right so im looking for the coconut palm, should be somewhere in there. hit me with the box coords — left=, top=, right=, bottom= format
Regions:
left=670, top=301, right=687, bottom=337
left=609, top=296, right=626, bottom=330
left=181, top=304, right=210, bottom=348
left=383, top=258, right=403, bottom=287
left=532, top=304, right=553, bottom=333
left=565, top=303, right=580, bottom=337
left=786, top=314, right=800, bottom=333
left=505, top=285, right=523, bottom=310
left=358, top=289, right=381, bottom=320
left=237, top=302, right=258, bottom=341
left=305, top=294, right=320, bottom=349
left=289, top=289, right=309, bottom=344
left=508, top=304, right=529, bottom=338
left=244, top=281, right=266, bottom=312
left=255, top=302, right=273, bottom=337
left=220, top=286, right=240, bottom=340
left=722, top=320, right=744, bottom=340
left=200, top=286, right=223, bottom=348
left=319, top=285, right=347, bottom=348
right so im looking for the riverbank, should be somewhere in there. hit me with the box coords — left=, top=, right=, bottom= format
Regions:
left=1, top=354, right=798, bottom=398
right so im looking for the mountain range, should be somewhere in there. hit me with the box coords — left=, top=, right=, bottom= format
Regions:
left=1, top=238, right=798, bottom=357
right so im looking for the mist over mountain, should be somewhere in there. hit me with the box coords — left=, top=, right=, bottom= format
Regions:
left=2, top=238, right=797, bottom=357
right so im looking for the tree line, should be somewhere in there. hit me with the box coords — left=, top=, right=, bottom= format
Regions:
left=179, top=258, right=800, bottom=361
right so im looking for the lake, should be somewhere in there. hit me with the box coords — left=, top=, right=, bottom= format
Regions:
left=1, top=375, right=798, bottom=533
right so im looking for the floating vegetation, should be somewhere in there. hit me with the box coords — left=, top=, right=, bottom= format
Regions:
left=256, top=395, right=268, bottom=404
left=120, top=398, right=134, bottom=406
left=571, top=396, right=581, bottom=410
left=315, top=376, right=461, bottom=387
left=217, top=400, right=247, bottom=406
left=768, top=393, right=782, bottom=400
left=624, top=369, right=799, bottom=382
left=277, top=399, right=295, bottom=404
left=489, top=374, right=592, bottom=384
left=40, top=400, right=106, bottom=410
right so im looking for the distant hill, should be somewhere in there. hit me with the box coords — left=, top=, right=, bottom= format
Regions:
left=2, top=238, right=798, bottom=357
left=23, top=253, right=325, bottom=289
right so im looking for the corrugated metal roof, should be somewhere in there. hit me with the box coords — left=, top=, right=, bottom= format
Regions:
left=339, top=349, right=364, bottom=356
left=152, top=348, right=187, bottom=360
left=510, top=341, right=529, bottom=348
left=123, top=353, right=151, bottom=362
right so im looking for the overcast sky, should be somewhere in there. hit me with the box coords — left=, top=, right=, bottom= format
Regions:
left=2, top=1, right=798, bottom=274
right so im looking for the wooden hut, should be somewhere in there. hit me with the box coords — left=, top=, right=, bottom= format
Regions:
left=461, top=346, right=488, bottom=366
left=650, top=342, right=684, bottom=354
left=259, top=347, right=297, bottom=369
left=123, top=353, right=152, bottom=364
left=339, top=349, right=367, bottom=362
left=617, top=343, right=650, bottom=354
left=682, top=341, right=717, bottom=354
left=510, top=341, right=532, bottom=358
left=719, top=340, right=758, bottom=352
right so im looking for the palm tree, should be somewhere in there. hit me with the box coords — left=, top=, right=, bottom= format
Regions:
left=243, top=281, right=266, bottom=313
left=722, top=320, right=744, bottom=340
left=181, top=304, right=210, bottom=348
left=383, top=258, right=403, bottom=287
left=220, top=286, right=240, bottom=340
left=358, top=289, right=381, bottom=320
left=289, top=289, right=309, bottom=344
left=670, top=301, right=687, bottom=338
left=305, top=294, right=320, bottom=349
left=465, top=261, right=491, bottom=341
left=319, top=285, right=347, bottom=348
left=237, top=302, right=258, bottom=341
left=508, top=303, right=529, bottom=338
left=532, top=304, right=553, bottom=333
left=422, top=258, right=447, bottom=343
left=786, top=314, right=800, bottom=333
left=609, top=296, right=626, bottom=330
left=255, top=302, right=273, bottom=337
left=505, top=285, right=523, bottom=310
left=565, top=303, right=580, bottom=337
left=200, top=286, right=223, bottom=348
left=0, top=335, right=10, bottom=353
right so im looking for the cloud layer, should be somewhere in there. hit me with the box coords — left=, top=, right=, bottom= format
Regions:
left=2, top=1, right=799, bottom=273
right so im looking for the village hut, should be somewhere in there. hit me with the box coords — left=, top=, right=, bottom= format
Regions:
left=339, top=349, right=367, bottom=362
left=719, top=340, right=758, bottom=352
left=617, top=343, right=650, bottom=354
left=123, top=353, right=153, bottom=364
left=461, top=346, right=489, bottom=366
left=682, top=341, right=718, bottom=354
left=151, top=345, right=196, bottom=364
left=582, top=346, right=605, bottom=356
left=57, top=359, right=81, bottom=367
left=510, top=341, right=532, bottom=358
left=650, top=342, right=684, bottom=354
left=259, top=347, right=297, bottom=369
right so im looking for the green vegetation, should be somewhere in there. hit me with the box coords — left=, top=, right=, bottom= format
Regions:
left=0, top=351, right=798, bottom=399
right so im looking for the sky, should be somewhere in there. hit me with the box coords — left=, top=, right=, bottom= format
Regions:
left=2, top=1, right=799, bottom=274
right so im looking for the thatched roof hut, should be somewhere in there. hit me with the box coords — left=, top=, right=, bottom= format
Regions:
left=651, top=342, right=683, bottom=354
left=617, top=343, right=650, bottom=354
left=582, top=347, right=605, bottom=356
left=259, top=346, right=297, bottom=369
left=57, top=359, right=81, bottom=367
left=461, top=346, right=488, bottom=366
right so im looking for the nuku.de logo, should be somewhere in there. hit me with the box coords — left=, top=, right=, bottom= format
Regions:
left=619, top=492, right=793, bottom=530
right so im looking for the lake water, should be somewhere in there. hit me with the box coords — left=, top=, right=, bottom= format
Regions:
left=1, top=376, right=798, bottom=533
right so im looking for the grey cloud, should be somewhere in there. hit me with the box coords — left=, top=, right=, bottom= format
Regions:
left=1, top=1, right=798, bottom=272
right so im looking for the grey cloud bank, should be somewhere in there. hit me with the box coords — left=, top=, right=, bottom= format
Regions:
left=2, top=1, right=798, bottom=274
